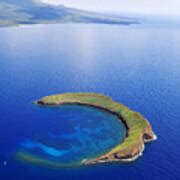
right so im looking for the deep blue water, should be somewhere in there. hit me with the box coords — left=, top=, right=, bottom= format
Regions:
left=0, top=24, right=180, bottom=180
left=18, top=105, right=126, bottom=165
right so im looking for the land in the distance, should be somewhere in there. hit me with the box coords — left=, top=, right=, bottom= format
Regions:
left=17, top=93, right=156, bottom=167
left=0, top=1, right=139, bottom=27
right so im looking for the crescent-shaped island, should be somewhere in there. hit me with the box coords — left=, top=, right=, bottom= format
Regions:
left=17, top=93, right=157, bottom=167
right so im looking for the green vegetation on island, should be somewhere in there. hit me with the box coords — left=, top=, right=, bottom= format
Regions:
left=17, top=93, right=156, bottom=167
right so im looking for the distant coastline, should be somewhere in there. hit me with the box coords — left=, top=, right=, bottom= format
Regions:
left=0, top=2, right=139, bottom=27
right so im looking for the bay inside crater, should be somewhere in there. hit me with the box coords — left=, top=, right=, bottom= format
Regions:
left=19, top=105, right=126, bottom=166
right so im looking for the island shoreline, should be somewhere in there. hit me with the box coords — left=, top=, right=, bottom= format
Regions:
left=17, top=93, right=157, bottom=167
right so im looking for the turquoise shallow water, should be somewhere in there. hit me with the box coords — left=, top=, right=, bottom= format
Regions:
left=18, top=105, right=126, bottom=165
left=0, top=24, right=180, bottom=179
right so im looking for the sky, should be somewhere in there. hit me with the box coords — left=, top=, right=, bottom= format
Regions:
left=39, top=0, right=180, bottom=16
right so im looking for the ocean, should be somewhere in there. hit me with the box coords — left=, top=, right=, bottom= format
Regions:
left=0, top=23, right=180, bottom=180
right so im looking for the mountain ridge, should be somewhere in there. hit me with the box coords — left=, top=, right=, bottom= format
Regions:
left=0, top=1, right=139, bottom=27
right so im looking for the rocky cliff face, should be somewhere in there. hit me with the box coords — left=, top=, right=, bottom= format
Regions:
left=83, top=124, right=156, bottom=165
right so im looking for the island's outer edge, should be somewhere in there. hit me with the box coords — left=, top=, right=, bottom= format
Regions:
left=34, top=93, right=157, bottom=165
